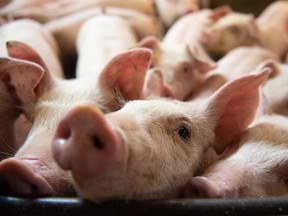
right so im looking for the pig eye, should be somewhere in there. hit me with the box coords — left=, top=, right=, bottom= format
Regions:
left=229, top=26, right=241, bottom=35
left=180, top=63, right=192, bottom=73
left=177, top=126, right=190, bottom=141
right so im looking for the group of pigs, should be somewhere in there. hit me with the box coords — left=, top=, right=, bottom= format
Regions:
left=0, top=0, right=288, bottom=203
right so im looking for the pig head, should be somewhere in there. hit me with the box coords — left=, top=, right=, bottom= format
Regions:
left=51, top=68, right=270, bottom=202
left=0, top=41, right=152, bottom=197
left=200, top=6, right=260, bottom=58
left=138, top=36, right=216, bottom=100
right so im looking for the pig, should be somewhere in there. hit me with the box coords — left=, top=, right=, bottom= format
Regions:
left=188, top=46, right=279, bottom=100
left=0, top=19, right=64, bottom=78
left=137, top=35, right=216, bottom=100
left=0, top=0, right=156, bottom=24
left=256, top=0, right=288, bottom=60
left=44, top=7, right=161, bottom=61
left=163, top=6, right=259, bottom=59
left=182, top=95, right=288, bottom=198
left=0, top=60, right=22, bottom=159
left=76, top=14, right=137, bottom=78
left=0, top=19, right=64, bottom=156
left=154, top=0, right=209, bottom=28
left=0, top=41, right=152, bottom=197
left=51, top=68, right=270, bottom=202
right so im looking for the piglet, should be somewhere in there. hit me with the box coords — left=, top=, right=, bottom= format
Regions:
left=182, top=94, right=288, bottom=198
left=188, top=46, right=279, bottom=101
left=154, top=0, right=209, bottom=28
left=76, top=14, right=137, bottom=78
left=44, top=7, right=161, bottom=61
left=51, top=68, right=270, bottom=202
left=1, top=0, right=156, bottom=23
left=163, top=6, right=259, bottom=59
left=0, top=41, right=151, bottom=197
left=0, top=19, right=63, bottom=78
left=256, top=0, right=288, bottom=60
left=137, top=35, right=216, bottom=100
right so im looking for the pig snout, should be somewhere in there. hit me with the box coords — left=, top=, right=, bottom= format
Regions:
left=0, top=158, right=53, bottom=197
left=52, top=105, right=122, bottom=178
left=182, top=175, right=240, bottom=199
left=182, top=176, right=222, bottom=198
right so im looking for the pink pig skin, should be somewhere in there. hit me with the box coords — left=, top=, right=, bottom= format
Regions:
left=183, top=99, right=288, bottom=198
left=44, top=7, right=161, bottom=60
left=51, top=69, right=270, bottom=202
left=137, top=35, right=216, bottom=100
left=188, top=46, right=279, bottom=101
left=0, top=41, right=151, bottom=197
left=163, top=6, right=259, bottom=58
left=257, top=1, right=288, bottom=60
left=155, top=0, right=209, bottom=28
left=76, top=15, right=137, bottom=78
left=0, top=0, right=156, bottom=24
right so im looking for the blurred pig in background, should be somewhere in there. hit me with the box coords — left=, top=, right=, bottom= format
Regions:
left=163, top=6, right=259, bottom=59
left=51, top=69, right=269, bottom=202
left=76, top=14, right=137, bottom=78
left=256, top=1, right=288, bottom=61
left=137, top=35, right=216, bottom=100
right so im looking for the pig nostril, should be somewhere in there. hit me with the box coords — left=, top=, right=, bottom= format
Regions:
left=92, top=135, right=105, bottom=150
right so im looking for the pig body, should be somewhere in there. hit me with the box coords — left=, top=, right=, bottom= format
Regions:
left=1, top=0, right=156, bottom=24
left=184, top=112, right=288, bottom=198
left=154, top=0, right=209, bottom=28
left=44, top=7, right=161, bottom=59
left=76, top=15, right=137, bottom=78
left=138, top=36, right=216, bottom=100
left=257, top=1, right=288, bottom=60
left=0, top=41, right=152, bottom=197
left=51, top=69, right=270, bottom=201
left=163, top=7, right=259, bottom=58
left=263, top=64, right=288, bottom=117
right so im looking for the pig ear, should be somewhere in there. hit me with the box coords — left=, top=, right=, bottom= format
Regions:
left=99, top=48, right=152, bottom=101
left=208, top=5, right=231, bottom=22
left=204, top=68, right=271, bottom=154
left=137, top=35, right=160, bottom=51
left=187, top=43, right=217, bottom=73
left=254, top=59, right=279, bottom=78
left=0, top=57, right=45, bottom=104
left=142, top=69, right=164, bottom=99
left=6, top=41, right=48, bottom=71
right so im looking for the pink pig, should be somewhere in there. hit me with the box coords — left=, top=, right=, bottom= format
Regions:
left=44, top=7, right=161, bottom=60
left=137, top=35, right=216, bottom=100
left=189, top=46, right=279, bottom=101
left=0, top=0, right=156, bottom=24
left=163, top=6, right=259, bottom=58
left=0, top=41, right=151, bottom=197
left=51, top=69, right=270, bottom=202
left=76, top=14, right=137, bottom=78
left=155, top=0, right=209, bottom=28
left=182, top=95, right=288, bottom=198
left=256, top=0, right=288, bottom=60
left=0, top=19, right=64, bottom=78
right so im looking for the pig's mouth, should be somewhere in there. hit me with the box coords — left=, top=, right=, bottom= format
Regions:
left=0, top=157, right=54, bottom=197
